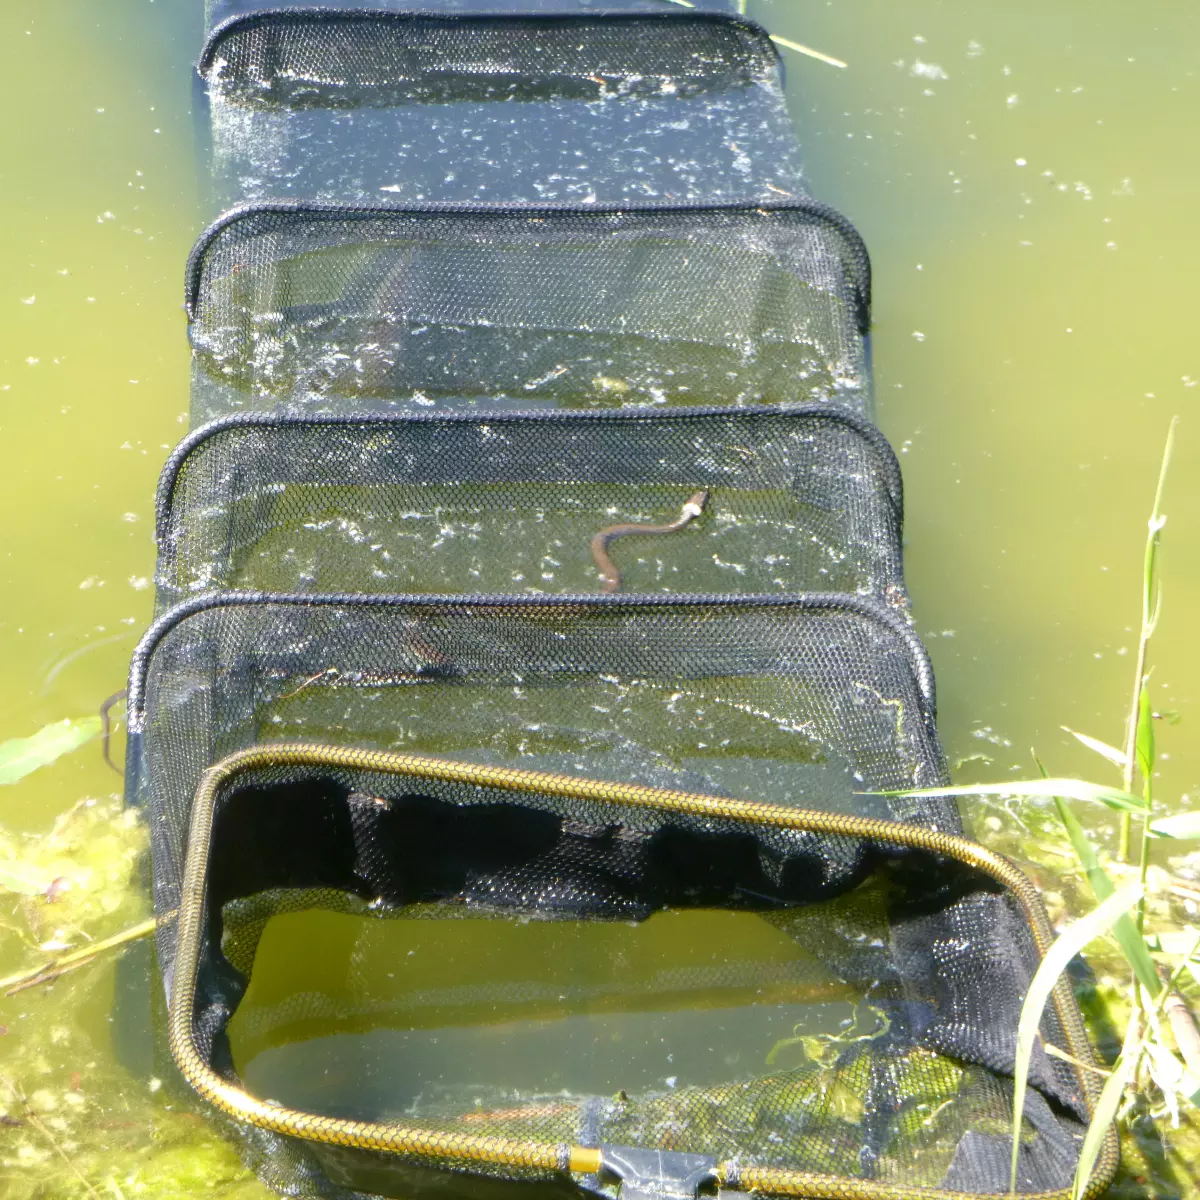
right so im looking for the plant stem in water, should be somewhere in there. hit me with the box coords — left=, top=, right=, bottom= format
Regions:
left=1119, top=417, right=1176, bottom=862
left=0, top=916, right=158, bottom=995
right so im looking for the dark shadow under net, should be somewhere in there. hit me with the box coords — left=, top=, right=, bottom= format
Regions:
left=154, top=407, right=904, bottom=609
left=174, top=759, right=1088, bottom=1200
left=200, top=12, right=806, bottom=209
left=188, top=205, right=870, bottom=421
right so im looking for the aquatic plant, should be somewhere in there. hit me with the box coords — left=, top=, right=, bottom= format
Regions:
left=0, top=753, right=267, bottom=1196
left=0, top=718, right=102, bottom=787
left=891, top=418, right=1200, bottom=1197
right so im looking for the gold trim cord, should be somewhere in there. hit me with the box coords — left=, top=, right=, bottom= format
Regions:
left=168, top=743, right=1119, bottom=1200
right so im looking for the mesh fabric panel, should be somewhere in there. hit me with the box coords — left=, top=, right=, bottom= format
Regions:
left=187, top=205, right=870, bottom=421
left=200, top=12, right=806, bottom=208
left=208, top=1, right=743, bottom=26
left=154, top=407, right=904, bottom=608
left=128, top=592, right=947, bottom=970
left=169, top=754, right=1092, bottom=1199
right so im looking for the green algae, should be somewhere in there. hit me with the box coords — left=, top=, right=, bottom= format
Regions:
left=0, top=800, right=270, bottom=1199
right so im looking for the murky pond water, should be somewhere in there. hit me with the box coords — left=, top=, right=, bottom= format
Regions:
left=2, top=1, right=1199, bottom=1195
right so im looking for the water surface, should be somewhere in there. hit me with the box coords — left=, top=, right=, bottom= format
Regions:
left=1, top=2, right=1198, bottom=1195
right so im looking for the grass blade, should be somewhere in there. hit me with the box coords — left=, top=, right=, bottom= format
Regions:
left=1011, top=883, right=1143, bottom=1193
left=0, top=717, right=102, bottom=785
left=1148, top=813, right=1200, bottom=839
left=874, top=778, right=1147, bottom=814
left=1136, top=684, right=1156, bottom=782
left=768, top=34, right=848, bottom=69
left=1143, top=1038, right=1200, bottom=1107
left=1062, top=727, right=1128, bottom=770
left=1072, top=1025, right=1140, bottom=1200
left=1152, top=929, right=1200, bottom=991
left=1053, top=796, right=1161, bottom=996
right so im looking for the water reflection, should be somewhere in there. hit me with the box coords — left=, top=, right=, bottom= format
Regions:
left=230, top=908, right=858, bottom=1120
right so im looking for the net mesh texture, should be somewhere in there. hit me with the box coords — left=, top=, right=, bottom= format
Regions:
left=207, top=1, right=745, bottom=28
left=187, top=204, right=870, bottom=422
left=125, top=5, right=1118, bottom=1198
left=201, top=11, right=806, bottom=210
left=153, top=406, right=904, bottom=610
left=160, top=749, right=1096, bottom=1200
left=128, top=591, right=943, bottom=958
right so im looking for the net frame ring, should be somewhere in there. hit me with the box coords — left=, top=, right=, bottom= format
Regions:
left=167, top=741, right=1119, bottom=1200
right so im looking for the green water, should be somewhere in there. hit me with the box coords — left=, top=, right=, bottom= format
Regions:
left=228, top=907, right=859, bottom=1113
left=2, top=1, right=1199, bottom=1195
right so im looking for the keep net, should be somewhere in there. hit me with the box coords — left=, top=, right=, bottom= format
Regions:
left=153, top=406, right=904, bottom=609
left=200, top=11, right=805, bottom=210
left=158, top=742, right=1110, bottom=1200
left=127, top=591, right=942, bottom=956
left=187, top=204, right=871, bottom=422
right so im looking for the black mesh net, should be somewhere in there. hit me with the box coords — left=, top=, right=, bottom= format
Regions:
left=154, top=407, right=904, bottom=609
left=127, top=592, right=943, bottom=958
left=200, top=11, right=805, bottom=209
left=207, top=1, right=744, bottom=27
left=131, top=6, right=1115, bottom=1197
left=187, top=204, right=871, bottom=422
left=160, top=746, right=1096, bottom=1200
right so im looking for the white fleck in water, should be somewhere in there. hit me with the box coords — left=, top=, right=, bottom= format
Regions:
left=910, top=60, right=948, bottom=81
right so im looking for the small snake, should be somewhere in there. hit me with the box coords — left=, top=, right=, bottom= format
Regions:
left=99, top=688, right=127, bottom=774
left=590, top=489, right=710, bottom=593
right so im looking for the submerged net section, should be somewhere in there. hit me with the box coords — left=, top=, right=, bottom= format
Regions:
left=206, top=0, right=745, bottom=27
left=154, top=407, right=904, bottom=608
left=127, top=593, right=947, bottom=964
left=138, top=7, right=1119, bottom=1199
left=160, top=746, right=1104, bottom=1200
left=201, top=12, right=806, bottom=209
left=187, top=205, right=870, bottom=421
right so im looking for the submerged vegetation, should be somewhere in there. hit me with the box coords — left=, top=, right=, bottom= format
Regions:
left=896, top=418, right=1200, bottom=1197
left=0, top=774, right=266, bottom=1196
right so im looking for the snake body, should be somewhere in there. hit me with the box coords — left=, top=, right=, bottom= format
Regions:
left=100, top=688, right=128, bottom=773
left=589, top=489, right=710, bottom=593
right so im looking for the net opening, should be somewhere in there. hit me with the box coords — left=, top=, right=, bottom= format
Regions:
left=152, top=405, right=904, bottom=609
left=127, top=591, right=949, bottom=1044
left=163, top=744, right=1116, bottom=1200
left=198, top=11, right=807, bottom=208
left=186, top=202, right=871, bottom=422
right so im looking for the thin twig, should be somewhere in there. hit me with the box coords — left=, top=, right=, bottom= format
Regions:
left=0, top=917, right=158, bottom=996
left=1044, top=1042, right=1113, bottom=1078
left=3, top=1079, right=102, bottom=1199
left=769, top=34, right=848, bottom=70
